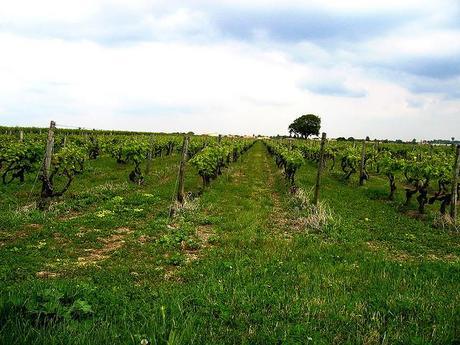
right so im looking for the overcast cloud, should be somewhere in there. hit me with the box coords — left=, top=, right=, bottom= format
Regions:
left=0, top=0, right=459, bottom=139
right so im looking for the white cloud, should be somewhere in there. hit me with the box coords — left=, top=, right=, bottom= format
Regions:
left=0, top=0, right=459, bottom=139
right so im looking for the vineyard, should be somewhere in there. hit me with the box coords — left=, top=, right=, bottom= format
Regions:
left=0, top=125, right=459, bottom=344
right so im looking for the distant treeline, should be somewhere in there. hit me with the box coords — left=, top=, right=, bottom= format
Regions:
left=0, top=125, right=191, bottom=136
left=272, top=134, right=459, bottom=145
left=1, top=126, right=457, bottom=145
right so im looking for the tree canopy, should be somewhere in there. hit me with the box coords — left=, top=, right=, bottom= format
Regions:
left=288, top=114, right=321, bottom=138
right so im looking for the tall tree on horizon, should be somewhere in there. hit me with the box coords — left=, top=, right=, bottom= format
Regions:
left=288, top=114, right=321, bottom=138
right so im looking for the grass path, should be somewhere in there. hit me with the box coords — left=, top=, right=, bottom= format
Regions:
left=0, top=141, right=459, bottom=344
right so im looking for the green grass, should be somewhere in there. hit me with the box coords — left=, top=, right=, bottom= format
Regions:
left=0, top=142, right=459, bottom=344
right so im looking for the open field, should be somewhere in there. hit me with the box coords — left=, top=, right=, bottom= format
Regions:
left=0, top=139, right=459, bottom=344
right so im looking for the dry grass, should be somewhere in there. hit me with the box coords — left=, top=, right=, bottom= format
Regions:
left=195, top=225, right=214, bottom=245
left=16, top=203, right=36, bottom=213
left=35, top=271, right=60, bottom=279
left=366, top=240, right=459, bottom=263
left=169, top=194, right=200, bottom=219
left=433, top=213, right=459, bottom=232
left=289, top=187, right=336, bottom=232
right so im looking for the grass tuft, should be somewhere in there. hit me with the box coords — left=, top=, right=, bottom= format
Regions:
left=433, top=213, right=459, bottom=232
left=288, top=187, right=336, bottom=232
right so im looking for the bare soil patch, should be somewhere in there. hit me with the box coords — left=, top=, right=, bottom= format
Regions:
left=183, top=225, right=215, bottom=264
left=76, top=228, right=133, bottom=267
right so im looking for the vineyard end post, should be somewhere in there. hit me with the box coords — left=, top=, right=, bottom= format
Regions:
left=313, top=132, right=327, bottom=206
left=450, top=145, right=460, bottom=222
left=359, top=138, right=367, bottom=186
left=19, top=130, right=24, bottom=142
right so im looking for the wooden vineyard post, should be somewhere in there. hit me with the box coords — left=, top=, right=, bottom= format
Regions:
left=19, top=130, right=24, bottom=142
left=177, top=135, right=189, bottom=204
left=169, top=135, right=189, bottom=219
left=450, top=145, right=460, bottom=223
left=359, top=138, right=367, bottom=186
left=218, top=134, right=222, bottom=144
left=38, top=121, right=56, bottom=210
left=313, top=132, right=327, bottom=206
left=43, top=121, right=56, bottom=178
left=145, top=134, right=155, bottom=175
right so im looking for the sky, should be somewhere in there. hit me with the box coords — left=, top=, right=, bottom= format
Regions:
left=0, top=0, right=459, bottom=140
